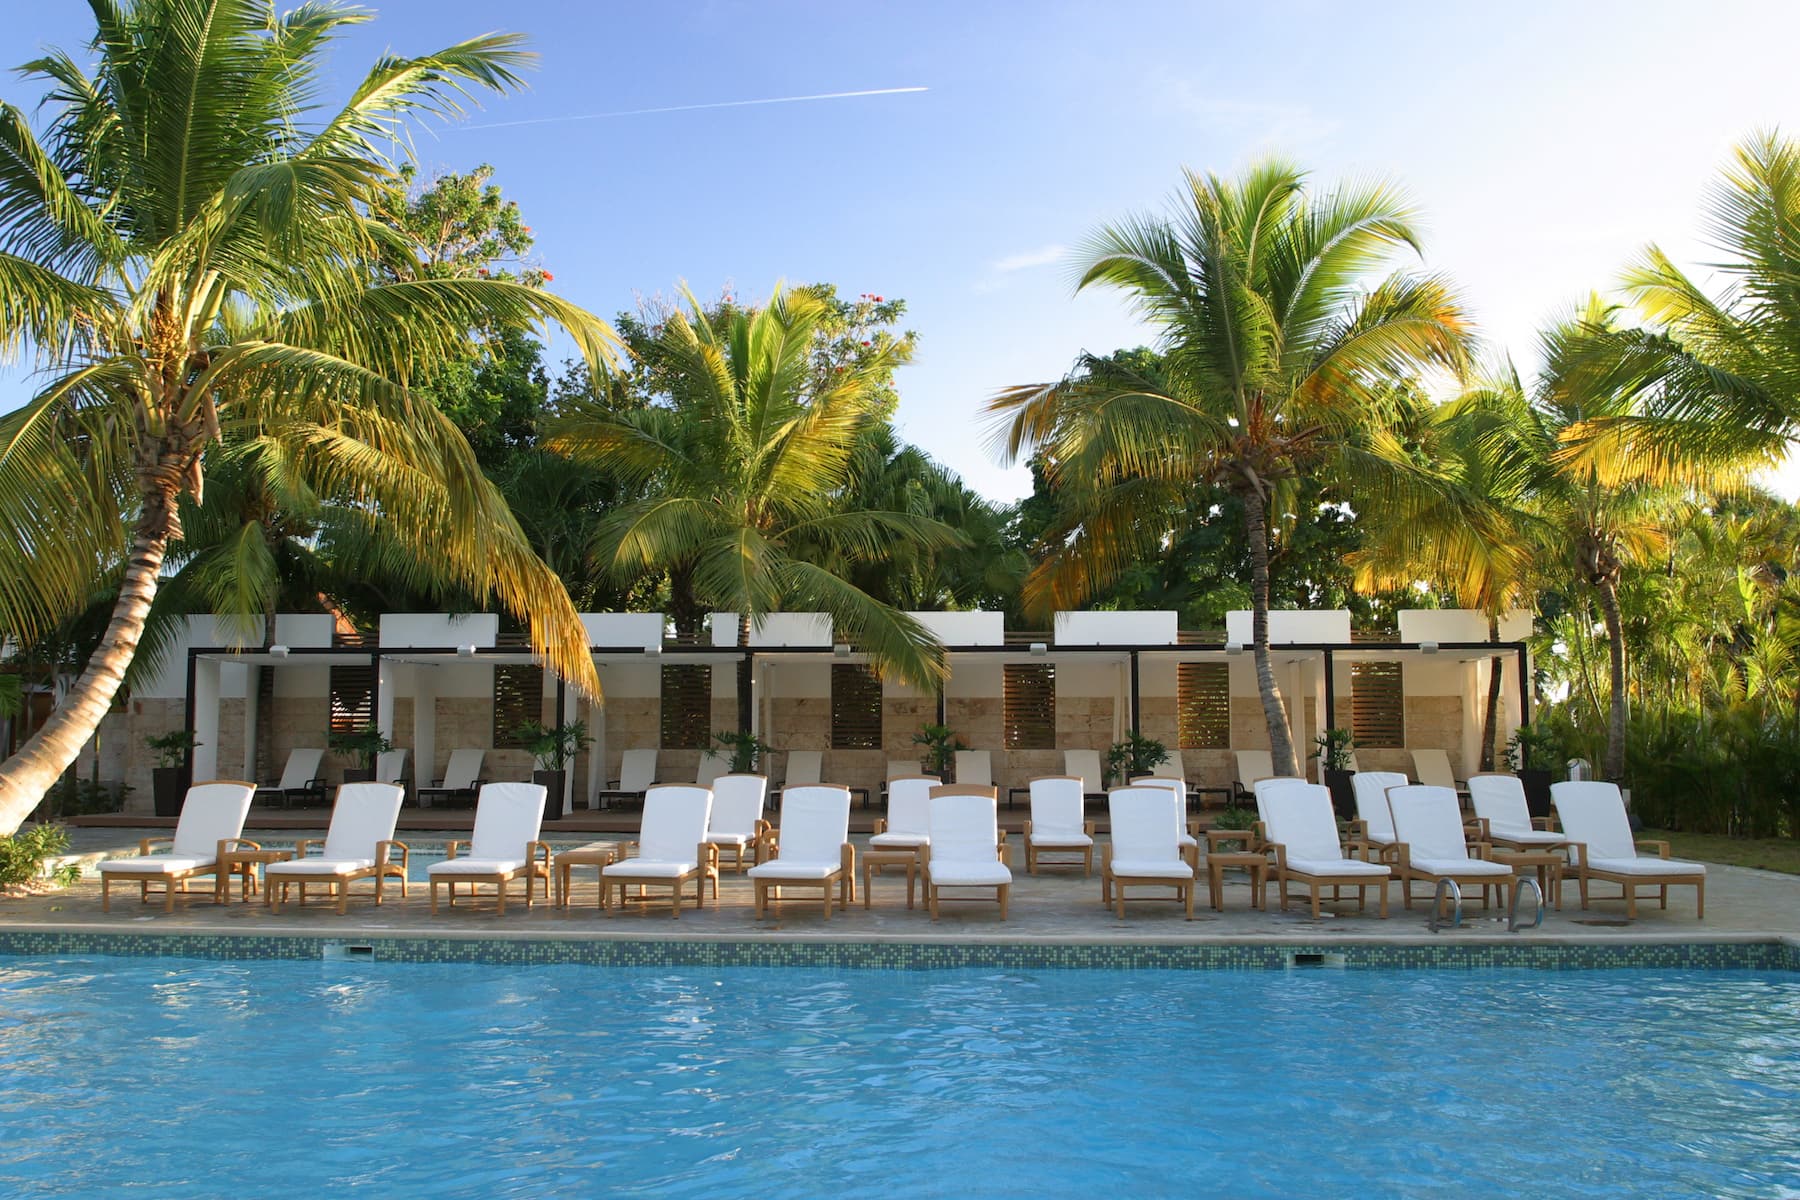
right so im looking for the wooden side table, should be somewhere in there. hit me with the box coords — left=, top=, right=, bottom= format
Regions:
left=1490, top=849, right=1565, bottom=909
left=214, top=847, right=294, bottom=903
left=861, top=849, right=920, bottom=909
left=554, top=841, right=624, bottom=909
left=1207, top=851, right=1269, bottom=912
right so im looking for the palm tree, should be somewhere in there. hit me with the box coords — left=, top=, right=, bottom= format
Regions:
left=0, top=1, right=620, bottom=831
left=546, top=285, right=957, bottom=685
left=988, top=161, right=1473, bottom=776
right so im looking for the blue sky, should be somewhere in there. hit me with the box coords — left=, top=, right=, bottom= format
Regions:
left=7, top=1, right=1800, bottom=500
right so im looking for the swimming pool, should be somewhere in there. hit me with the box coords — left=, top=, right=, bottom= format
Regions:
left=1, top=958, right=1795, bottom=1197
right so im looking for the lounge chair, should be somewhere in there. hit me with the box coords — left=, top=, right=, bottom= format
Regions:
left=887, top=759, right=924, bottom=781
left=695, top=750, right=730, bottom=787
left=1233, top=750, right=1274, bottom=800
left=601, top=784, right=717, bottom=917
left=783, top=750, right=823, bottom=788
left=747, top=784, right=855, bottom=919
left=99, top=781, right=257, bottom=912
left=954, top=749, right=993, bottom=786
left=1064, top=749, right=1104, bottom=799
left=1410, top=748, right=1467, bottom=796
left=594, top=747, right=657, bottom=809
left=870, top=776, right=935, bottom=857
left=1552, top=781, right=1706, bottom=919
left=1253, top=778, right=1391, bottom=918
left=923, top=785, right=1011, bottom=920
left=415, top=748, right=484, bottom=809
left=265, top=782, right=408, bottom=914
left=1348, top=770, right=1409, bottom=862
left=255, top=748, right=325, bottom=809
left=1467, top=773, right=1567, bottom=850
left=1386, top=783, right=1514, bottom=910
left=1023, top=776, right=1095, bottom=874
left=426, top=782, right=550, bottom=914
left=1129, top=775, right=1200, bottom=868
left=1100, top=785, right=1196, bottom=920
left=375, top=748, right=409, bottom=788
left=704, top=773, right=770, bottom=874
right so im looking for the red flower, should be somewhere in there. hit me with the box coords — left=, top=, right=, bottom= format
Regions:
left=861, top=340, right=871, bottom=347
left=874, top=295, right=883, bottom=302
left=542, top=271, right=554, bottom=281
left=477, top=268, right=489, bottom=277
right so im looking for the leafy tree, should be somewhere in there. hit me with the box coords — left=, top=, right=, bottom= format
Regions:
left=989, top=161, right=1473, bottom=775
left=0, top=1, right=619, bottom=830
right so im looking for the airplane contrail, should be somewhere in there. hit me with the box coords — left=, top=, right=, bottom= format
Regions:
left=464, top=86, right=928, bottom=131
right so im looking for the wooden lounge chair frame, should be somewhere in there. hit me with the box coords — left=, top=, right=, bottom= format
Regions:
left=603, top=785, right=719, bottom=918
left=431, top=839, right=551, bottom=914
left=99, top=781, right=259, bottom=912
left=1022, top=776, right=1096, bottom=875
left=1100, top=786, right=1196, bottom=920
left=1553, top=782, right=1705, bottom=919
left=922, top=785, right=1010, bottom=920
left=1252, top=778, right=1391, bottom=919
left=269, top=840, right=410, bottom=915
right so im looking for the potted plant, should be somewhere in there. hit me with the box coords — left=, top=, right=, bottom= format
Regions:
left=1508, top=723, right=1560, bottom=819
left=517, top=720, right=592, bottom=821
left=329, top=724, right=392, bottom=784
left=1314, top=728, right=1356, bottom=819
left=714, top=729, right=773, bottom=774
left=1106, top=730, right=1168, bottom=786
left=143, top=729, right=198, bottom=817
left=911, top=723, right=965, bottom=778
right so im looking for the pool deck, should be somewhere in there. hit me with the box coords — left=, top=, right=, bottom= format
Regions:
left=3, top=824, right=1796, bottom=955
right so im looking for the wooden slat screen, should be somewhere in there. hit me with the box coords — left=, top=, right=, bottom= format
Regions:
left=328, top=663, right=374, bottom=736
left=492, top=664, right=543, bottom=748
left=1003, top=663, right=1056, bottom=750
left=660, top=664, right=712, bottom=750
left=1177, top=662, right=1231, bottom=749
left=831, top=663, right=882, bottom=750
left=1350, top=661, right=1405, bottom=748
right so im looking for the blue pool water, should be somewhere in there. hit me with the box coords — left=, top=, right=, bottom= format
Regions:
left=1, top=959, right=1796, bottom=1197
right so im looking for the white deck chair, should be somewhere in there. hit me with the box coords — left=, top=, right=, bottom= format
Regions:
left=1233, top=750, right=1274, bottom=799
left=1254, top=778, right=1390, bottom=918
left=887, top=759, right=923, bottom=780
left=1101, top=785, right=1195, bottom=920
left=1064, top=749, right=1104, bottom=796
left=1552, top=781, right=1706, bottom=919
left=256, top=748, right=325, bottom=808
left=870, top=776, right=936, bottom=855
left=1468, top=773, right=1567, bottom=850
left=99, top=781, right=257, bottom=912
left=748, top=785, right=854, bottom=919
left=1023, top=776, right=1094, bottom=874
left=783, top=750, right=823, bottom=787
left=924, top=785, right=1011, bottom=920
left=375, top=748, right=409, bottom=787
left=595, top=748, right=657, bottom=809
left=601, top=784, right=716, bottom=917
left=704, top=773, right=770, bottom=875
left=953, top=749, right=993, bottom=787
left=416, top=748, right=484, bottom=809
left=427, top=782, right=549, bottom=914
left=266, top=782, right=407, bottom=914
left=1158, top=748, right=1185, bottom=780
left=1410, top=748, right=1467, bottom=795
left=695, top=750, right=731, bottom=787
left=1349, top=770, right=1409, bottom=860
left=1130, top=775, right=1199, bottom=866
left=1387, top=783, right=1514, bottom=910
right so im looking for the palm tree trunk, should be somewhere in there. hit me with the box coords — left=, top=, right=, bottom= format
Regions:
left=1242, top=486, right=1299, bottom=777
left=0, top=490, right=179, bottom=834
left=1481, top=612, right=1503, bottom=771
left=1597, top=575, right=1628, bottom=781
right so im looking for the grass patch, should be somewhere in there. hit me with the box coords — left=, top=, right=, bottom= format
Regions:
left=1642, top=829, right=1800, bottom=875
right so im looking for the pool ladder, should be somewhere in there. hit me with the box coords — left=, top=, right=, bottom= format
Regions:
left=1427, top=876, right=1544, bottom=933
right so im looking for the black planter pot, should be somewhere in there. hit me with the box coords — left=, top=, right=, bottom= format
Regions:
left=534, top=769, right=566, bottom=822
left=1323, top=768, right=1356, bottom=820
left=152, top=766, right=186, bottom=817
left=342, top=767, right=375, bottom=784
left=1517, top=768, right=1553, bottom=820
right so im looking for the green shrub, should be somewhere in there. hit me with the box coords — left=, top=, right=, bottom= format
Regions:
left=0, top=824, right=79, bottom=888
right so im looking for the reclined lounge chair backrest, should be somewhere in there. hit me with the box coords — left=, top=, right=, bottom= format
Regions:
left=440, top=748, right=485, bottom=791
left=888, top=759, right=923, bottom=781
left=886, top=777, right=937, bottom=837
left=928, top=790, right=999, bottom=865
left=639, top=784, right=712, bottom=863
left=467, top=782, right=547, bottom=861
left=617, top=748, right=657, bottom=792
left=321, top=783, right=405, bottom=861
left=784, top=750, right=822, bottom=787
left=375, top=748, right=409, bottom=786
left=1028, top=776, right=1086, bottom=839
left=172, top=782, right=256, bottom=858
left=1468, top=773, right=1532, bottom=834
left=1235, top=750, right=1274, bottom=789
left=1064, top=749, right=1103, bottom=795
left=1107, top=786, right=1182, bottom=865
left=1255, top=779, right=1342, bottom=862
left=954, top=750, right=992, bottom=786
left=774, top=786, right=850, bottom=864
left=1385, top=784, right=1469, bottom=860
left=709, top=774, right=767, bottom=837
left=1131, top=775, right=1187, bottom=811
left=1352, top=771, right=1409, bottom=840
left=1551, top=781, right=1636, bottom=860
left=1411, top=748, right=1457, bottom=790
left=695, top=751, right=730, bottom=787
left=277, top=748, right=325, bottom=790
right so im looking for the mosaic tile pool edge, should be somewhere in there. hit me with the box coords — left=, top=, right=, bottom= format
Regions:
left=0, top=930, right=1795, bottom=971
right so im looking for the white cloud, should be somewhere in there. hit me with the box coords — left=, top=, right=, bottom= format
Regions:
left=1153, top=79, right=1340, bottom=147
left=990, top=243, right=1067, bottom=273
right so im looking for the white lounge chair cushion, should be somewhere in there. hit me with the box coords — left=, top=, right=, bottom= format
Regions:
left=929, top=860, right=1013, bottom=887
left=1029, top=832, right=1093, bottom=849
left=634, top=785, right=712, bottom=865
left=430, top=857, right=525, bottom=876
left=747, top=860, right=838, bottom=881
left=1587, top=856, right=1706, bottom=876
left=603, top=859, right=699, bottom=879
left=99, top=855, right=214, bottom=876
left=267, top=857, right=374, bottom=877
left=1490, top=828, right=1566, bottom=846
left=926, top=792, right=1012, bottom=888
left=465, top=782, right=547, bottom=861
left=319, top=784, right=405, bottom=862
left=1408, top=856, right=1514, bottom=877
left=1108, top=859, right=1194, bottom=879
left=703, top=832, right=752, bottom=847
left=1284, top=857, right=1390, bottom=878
left=1352, top=771, right=1409, bottom=840
left=868, top=831, right=928, bottom=849
left=768, top=787, right=851, bottom=865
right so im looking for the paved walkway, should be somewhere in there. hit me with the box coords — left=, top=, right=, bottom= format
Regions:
left=4, top=826, right=1793, bottom=948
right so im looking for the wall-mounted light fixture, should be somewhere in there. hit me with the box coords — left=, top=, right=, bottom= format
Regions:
left=456, top=644, right=476, bottom=658
left=1420, top=641, right=1440, bottom=655
left=833, top=643, right=851, bottom=659
left=269, top=645, right=290, bottom=659
left=644, top=642, right=662, bottom=656
left=1029, top=642, right=1048, bottom=656
left=1224, top=641, right=1244, bottom=655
